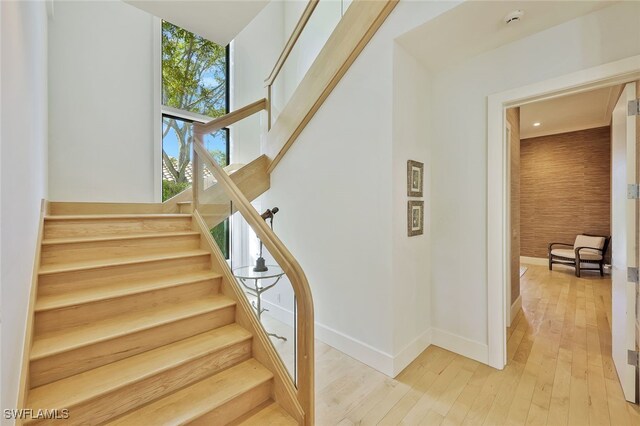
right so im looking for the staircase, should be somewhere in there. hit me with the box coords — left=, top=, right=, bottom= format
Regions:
left=17, top=1, right=399, bottom=424
left=23, top=213, right=296, bottom=425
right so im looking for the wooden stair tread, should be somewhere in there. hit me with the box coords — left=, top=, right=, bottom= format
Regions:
left=106, top=358, right=273, bottom=425
left=31, top=295, right=236, bottom=360
left=237, top=401, right=298, bottom=425
left=35, top=271, right=222, bottom=311
left=38, top=250, right=210, bottom=275
left=27, top=324, right=252, bottom=410
left=44, top=214, right=192, bottom=220
left=41, top=231, right=200, bottom=245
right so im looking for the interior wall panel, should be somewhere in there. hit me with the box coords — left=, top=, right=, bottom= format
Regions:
left=520, top=126, right=611, bottom=259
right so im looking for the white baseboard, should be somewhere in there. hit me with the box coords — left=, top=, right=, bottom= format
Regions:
left=261, top=299, right=431, bottom=377
left=510, top=295, right=522, bottom=326
left=391, top=329, right=432, bottom=377
left=262, top=300, right=489, bottom=376
left=430, top=327, right=488, bottom=364
left=314, top=322, right=396, bottom=376
left=520, top=256, right=547, bottom=266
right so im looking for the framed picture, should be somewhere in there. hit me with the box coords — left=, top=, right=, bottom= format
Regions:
left=408, top=200, right=424, bottom=236
left=407, top=160, right=424, bottom=197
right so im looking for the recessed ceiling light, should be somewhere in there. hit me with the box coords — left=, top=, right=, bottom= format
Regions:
left=533, top=122, right=541, bottom=127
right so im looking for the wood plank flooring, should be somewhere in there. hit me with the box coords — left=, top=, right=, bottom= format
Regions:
left=306, top=264, right=640, bottom=425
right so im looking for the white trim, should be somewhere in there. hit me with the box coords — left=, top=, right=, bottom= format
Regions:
left=152, top=17, right=162, bottom=203
left=520, top=256, right=547, bottom=266
left=431, top=327, right=489, bottom=364
left=510, top=295, right=522, bottom=326
left=487, top=55, right=640, bottom=370
left=505, top=120, right=513, bottom=329
left=315, top=322, right=396, bottom=377
left=391, top=329, right=432, bottom=377
left=260, top=298, right=431, bottom=377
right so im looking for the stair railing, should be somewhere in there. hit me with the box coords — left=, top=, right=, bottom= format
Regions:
left=264, top=0, right=319, bottom=129
left=193, top=111, right=315, bottom=424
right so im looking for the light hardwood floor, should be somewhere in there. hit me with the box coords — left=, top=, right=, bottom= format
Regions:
left=294, top=264, right=640, bottom=425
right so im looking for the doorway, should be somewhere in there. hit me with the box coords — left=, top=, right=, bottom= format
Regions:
left=487, top=56, right=640, bottom=403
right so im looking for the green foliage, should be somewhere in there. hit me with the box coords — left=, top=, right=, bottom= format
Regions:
left=210, top=148, right=227, bottom=167
left=162, top=21, right=226, bottom=117
left=211, top=220, right=229, bottom=259
left=162, top=21, right=227, bottom=184
left=162, top=179, right=190, bottom=202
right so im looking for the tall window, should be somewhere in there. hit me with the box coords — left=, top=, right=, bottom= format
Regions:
left=161, top=21, right=229, bottom=256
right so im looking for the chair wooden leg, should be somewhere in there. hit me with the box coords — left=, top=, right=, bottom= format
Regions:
left=600, top=263, right=604, bottom=277
left=575, top=262, right=581, bottom=277
left=549, top=256, right=553, bottom=271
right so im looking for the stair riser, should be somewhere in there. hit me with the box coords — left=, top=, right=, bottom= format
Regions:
left=43, top=217, right=193, bottom=239
left=179, top=204, right=193, bottom=214
left=26, top=341, right=253, bottom=426
left=190, top=381, right=272, bottom=426
left=40, top=234, right=201, bottom=266
left=35, top=279, right=221, bottom=335
left=30, top=306, right=236, bottom=388
left=38, top=254, right=211, bottom=296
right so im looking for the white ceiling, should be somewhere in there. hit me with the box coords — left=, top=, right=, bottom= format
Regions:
left=124, top=0, right=269, bottom=46
left=520, top=85, right=621, bottom=139
left=397, top=1, right=617, bottom=72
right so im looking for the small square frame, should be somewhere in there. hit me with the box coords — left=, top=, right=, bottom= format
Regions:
left=407, top=160, right=424, bottom=197
left=408, top=200, right=424, bottom=237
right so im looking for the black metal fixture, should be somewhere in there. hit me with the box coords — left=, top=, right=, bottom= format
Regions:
left=254, top=207, right=279, bottom=272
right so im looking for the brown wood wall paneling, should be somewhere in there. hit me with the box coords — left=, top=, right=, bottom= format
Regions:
left=520, top=126, right=611, bottom=259
left=507, top=107, right=520, bottom=304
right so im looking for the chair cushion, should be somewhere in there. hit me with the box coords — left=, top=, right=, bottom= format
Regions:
left=573, top=235, right=605, bottom=257
left=551, top=248, right=602, bottom=261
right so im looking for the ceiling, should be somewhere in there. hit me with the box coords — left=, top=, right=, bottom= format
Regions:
left=397, top=1, right=617, bottom=72
left=124, top=0, right=269, bottom=46
left=519, top=85, right=621, bottom=139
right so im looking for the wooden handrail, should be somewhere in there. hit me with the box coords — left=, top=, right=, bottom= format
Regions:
left=264, top=0, right=319, bottom=87
left=193, top=98, right=267, bottom=135
left=192, top=140, right=315, bottom=424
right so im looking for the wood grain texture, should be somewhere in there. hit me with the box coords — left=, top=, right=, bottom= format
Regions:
left=193, top=143, right=313, bottom=423
left=194, top=99, right=266, bottom=136
left=308, top=265, right=640, bottom=425
left=21, top=209, right=297, bottom=423
left=520, top=126, right=611, bottom=258
left=16, top=200, right=47, bottom=424
left=192, top=211, right=305, bottom=424
left=264, top=0, right=398, bottom=173
left=508, top=107, right=521, bottom=304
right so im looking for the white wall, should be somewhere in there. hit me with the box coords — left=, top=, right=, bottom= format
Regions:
left=230, top=0, right=285, bottom=165
left=260, top=1, right=457, bottom=376
left=1, top=0, right=48, bottom=418
left=48, top=0, right=157, bottom=202
left=391, top=44, right=431, bottom=370
left=426, top=1, right=640, bottom=359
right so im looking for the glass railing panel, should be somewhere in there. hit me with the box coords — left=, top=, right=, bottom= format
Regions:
left=196, top=153, right=297, bottom=382
left=196, top=141, right=231, bottom=259
left=270, top=0, right=350, bottom=123
left=232, top=211, right=297, bottom=382
left=162, top=116, right=194, bottom=201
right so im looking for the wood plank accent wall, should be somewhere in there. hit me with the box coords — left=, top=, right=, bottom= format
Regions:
left=520, top=126, right=611, bottom=258
left=507, top=107, right=520, bottom=304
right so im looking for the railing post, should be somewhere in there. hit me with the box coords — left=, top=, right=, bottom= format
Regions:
left=267, top=85, right=272, bottom=131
